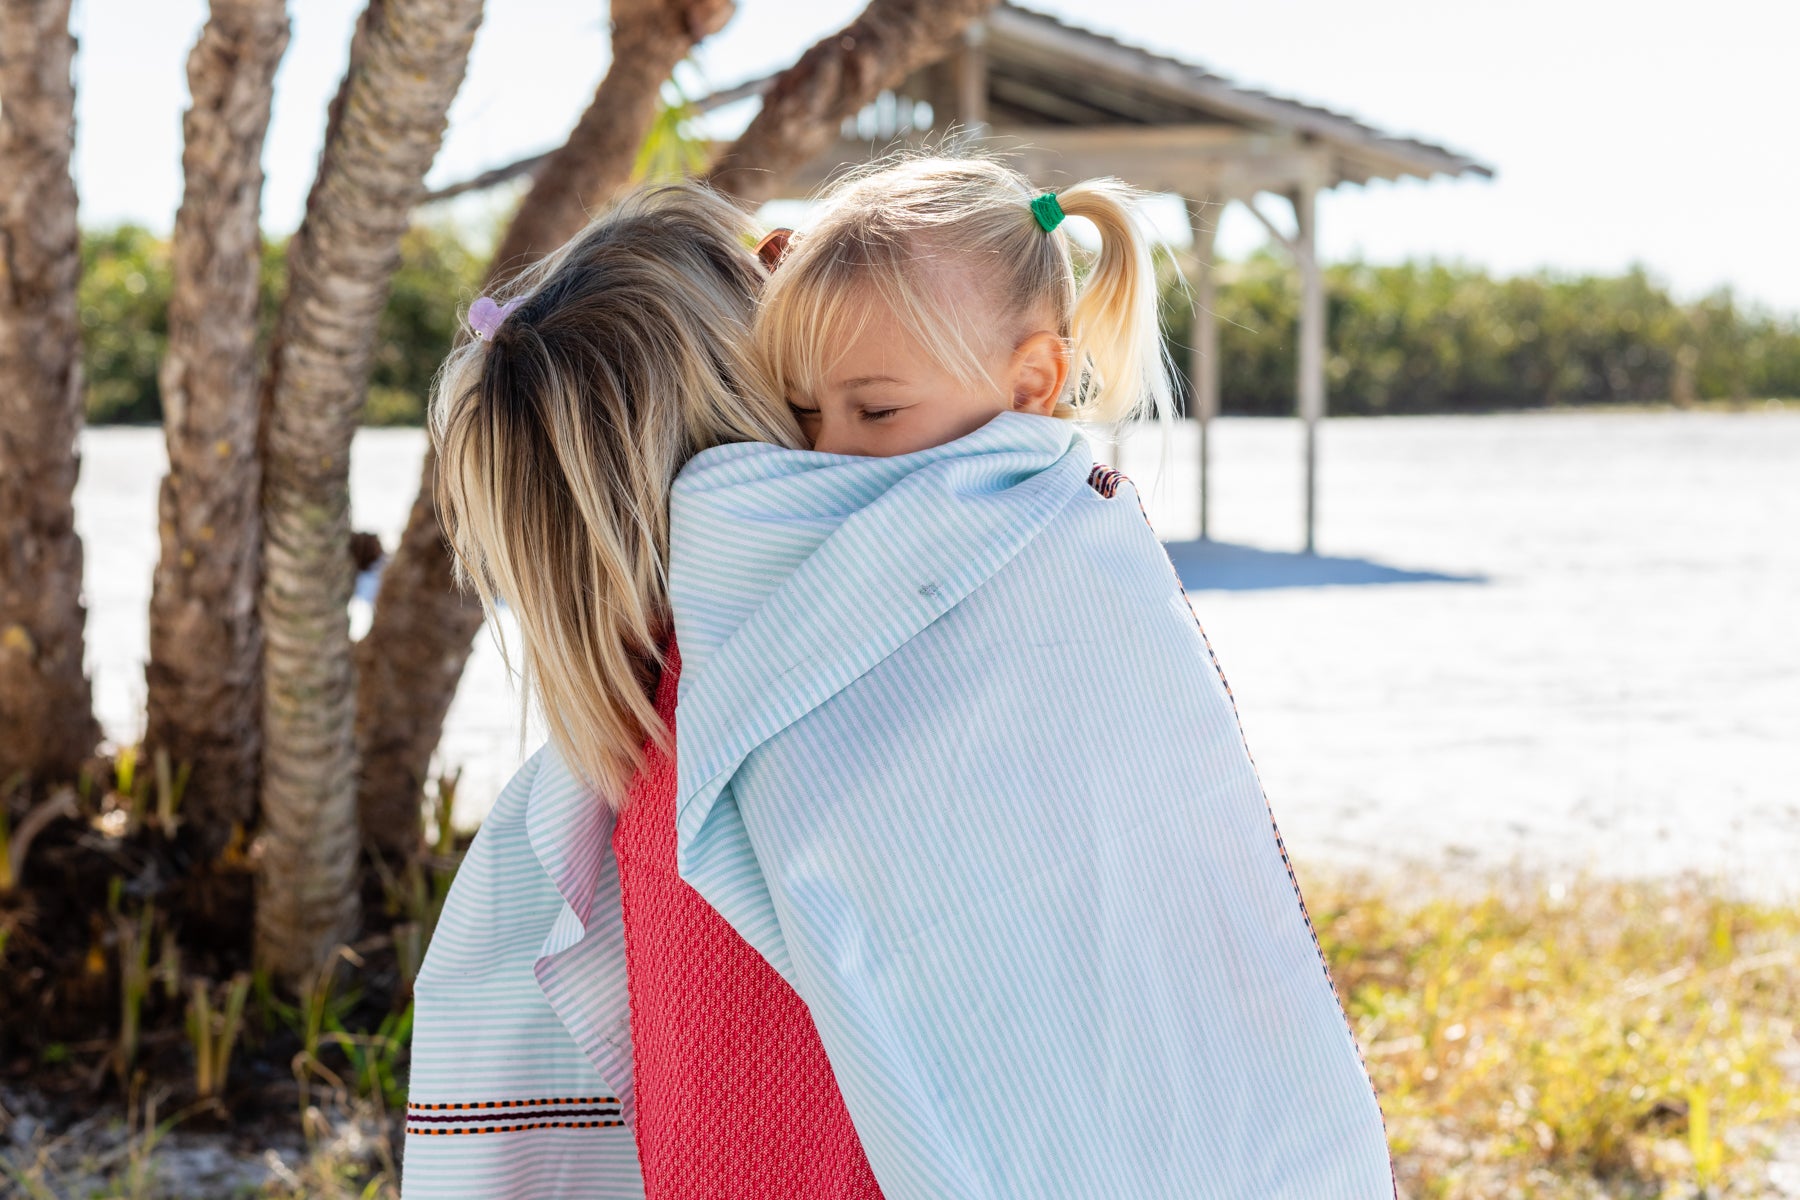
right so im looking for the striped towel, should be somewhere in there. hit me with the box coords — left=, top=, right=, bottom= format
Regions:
left=401, top=747, right=645, bottom=1199
left=668, top=411, right=1394, bottom=1199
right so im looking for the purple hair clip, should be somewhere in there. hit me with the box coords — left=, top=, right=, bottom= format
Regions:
left=469, top=295, right=523, bottom=341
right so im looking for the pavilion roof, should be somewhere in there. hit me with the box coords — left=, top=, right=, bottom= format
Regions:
left=964, top=4, right=1493, bottom=187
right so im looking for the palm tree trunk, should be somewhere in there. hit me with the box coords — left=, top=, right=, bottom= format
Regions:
left=352, top=0, right=733, bottom=862
left=144, top=0, right=290, bottom=854
left=255, top=0, right=481, bottom=982
left=0, top=0, right=99, bottom=784
left=703, top=0, right=998, bottom=205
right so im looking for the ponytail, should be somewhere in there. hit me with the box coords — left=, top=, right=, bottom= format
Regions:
left=1056, top=179, right=1174, bottom=424
left=431, top=183, right=798, bottom=807
left=756, top=154, right=1172, bottom=429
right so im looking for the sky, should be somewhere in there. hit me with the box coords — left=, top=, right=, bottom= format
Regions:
left=68, top=0, right=1800, bottom=311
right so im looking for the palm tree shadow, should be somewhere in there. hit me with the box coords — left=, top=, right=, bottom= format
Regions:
left=1163, top=539, right=1487, bottom=592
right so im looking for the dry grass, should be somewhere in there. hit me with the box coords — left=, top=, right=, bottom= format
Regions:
left=7, top=873, right=1795, bottom=1198
left=1309, top=872, right=1800, bottom=1198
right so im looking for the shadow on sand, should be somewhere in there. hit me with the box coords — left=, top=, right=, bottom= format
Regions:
left=1163, top=539, right=1487, bottom=593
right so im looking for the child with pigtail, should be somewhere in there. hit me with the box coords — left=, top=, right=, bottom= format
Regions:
left=669, top=155, right=1396, bottom=1197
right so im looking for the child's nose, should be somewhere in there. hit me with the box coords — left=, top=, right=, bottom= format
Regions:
left=810, top=412, right=858, bottom=456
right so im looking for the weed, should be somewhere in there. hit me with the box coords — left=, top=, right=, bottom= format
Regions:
left=428, top=767, right=460, bottom=859
left=0, top=1150, right=62, bottom=1200
left=289, top=947, right=362, bottom=1120
left=186, top=972, right=251, bottom=1103
left=151, top=748, right=189, bottom=837
left=251, top=965, right=284, bottom=1027
left=114, top=904, right=156, bottom=1082
left=0, top=780, right=12, bottom=894
left=113, top=744, right=138, bottom=799
left=2, top=786, right=77, bottom=893
left=108, top=743, right=152, bottom=836
left=157, top=929, right=181, bottom=999
left=392, top=921, right=424, bottom=995
left=109, top=1081, right=176, bottom=1200
left=371, top=856, right=455, bottom=950
left=327, top=1003, right=414, bottom=1112
left=256, top=1098, right=400, bottom=1199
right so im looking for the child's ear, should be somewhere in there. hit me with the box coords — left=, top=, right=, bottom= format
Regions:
left=1008, top=330, right=1070, bottom=416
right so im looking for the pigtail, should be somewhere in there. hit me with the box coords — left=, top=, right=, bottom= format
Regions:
left=1054, top=179, right=1174, bottom=424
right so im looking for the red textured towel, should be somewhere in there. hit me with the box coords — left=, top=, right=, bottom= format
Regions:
left=613, top=643, right=885, bottom=1199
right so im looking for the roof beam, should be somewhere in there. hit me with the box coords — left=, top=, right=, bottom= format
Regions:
left=987, top=51, right=1202, bottom=125
left=778, top=130, right=1333, bottom=200
left=953, top=23, right=988, bottom=131
left=987, top=73, right=1125, bottom=126
left=990, top=126, right=1324, bottom=194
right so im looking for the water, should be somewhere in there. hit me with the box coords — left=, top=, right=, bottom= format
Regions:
left=74, top=410, right=1800, bottom=896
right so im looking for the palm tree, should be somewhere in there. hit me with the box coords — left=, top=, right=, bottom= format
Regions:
left=0, top=0, right=99, bottom=784
left=255, top=0, right=483, bottom=982
left=144, top=0, right=290, bottom=854
left=704, top=0, right=998, bottom=204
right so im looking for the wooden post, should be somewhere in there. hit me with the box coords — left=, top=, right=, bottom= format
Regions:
left=1186, top=196, right=1222, bottom=540
left=953, top=21, right=988, bottom=133
left=1290, top=181, right=1325, bottom=555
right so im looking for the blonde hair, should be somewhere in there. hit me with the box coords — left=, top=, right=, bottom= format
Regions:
left=431, top=183, right=800, bottom=808
left=756, top=154, right=1172, bottom=424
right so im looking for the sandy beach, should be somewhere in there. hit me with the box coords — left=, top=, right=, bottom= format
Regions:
left=74, top=409, right=1800, bottom=897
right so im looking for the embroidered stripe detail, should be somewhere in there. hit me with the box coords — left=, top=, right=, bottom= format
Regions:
left=408, top=1106, right=621, bottom=1125
left=404, top=1095, right=626, bottom=1136
left=406, top=1119, right=629, bottom=1136
left=406, top=1095, right=617, bottom=1112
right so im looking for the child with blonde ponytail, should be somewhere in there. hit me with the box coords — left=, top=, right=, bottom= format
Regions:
left=754, top=157, right=1172, bottom=454
left=664, top=155, right=1396, bottom=1197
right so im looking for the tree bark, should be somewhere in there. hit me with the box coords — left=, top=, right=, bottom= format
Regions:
left=255, top=0, right=481, bottom=982
left=144, top=0, right=290, bottom=854
left=704, top=0, right=997, bottom=204
left=352, top=0, right=732, bottom=862
left=0, top=0, right=99, bottom=784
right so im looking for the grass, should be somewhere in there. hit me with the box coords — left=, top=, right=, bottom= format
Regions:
left=1310, top=872, right=1800, bottom=1198
left=5, top=872, right=1796, bottom=1198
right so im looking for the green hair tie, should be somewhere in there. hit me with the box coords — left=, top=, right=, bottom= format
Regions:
left=1030, top=191, right=1065, bottom=233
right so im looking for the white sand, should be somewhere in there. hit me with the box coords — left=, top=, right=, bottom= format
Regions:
left=74, top=410, right=1800, bottom=897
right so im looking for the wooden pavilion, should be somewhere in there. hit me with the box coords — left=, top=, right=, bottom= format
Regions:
left=432, top=4, right=1494, bottom=551
left=750, top=3, right=1493, bottom=551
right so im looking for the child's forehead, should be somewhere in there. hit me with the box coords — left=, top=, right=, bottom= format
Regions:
left=848, top=251, right=994, bottom=324
left=764, top=237, right=1023, bottom=397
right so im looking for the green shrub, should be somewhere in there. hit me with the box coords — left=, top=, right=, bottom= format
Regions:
left=78, top=221, right=485, bottom=426
left=1162, top=254, right=1800, bottom=416
left=79, top=226, right=172, bottom=424
left=79, top=223, right=1800, bottom=426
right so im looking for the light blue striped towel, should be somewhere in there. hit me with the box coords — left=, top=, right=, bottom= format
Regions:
left=669, top=411, right=1394, bottom=1199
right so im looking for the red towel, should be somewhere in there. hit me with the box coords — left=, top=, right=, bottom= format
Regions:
left=613, top=643, right=885, bottom=1199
